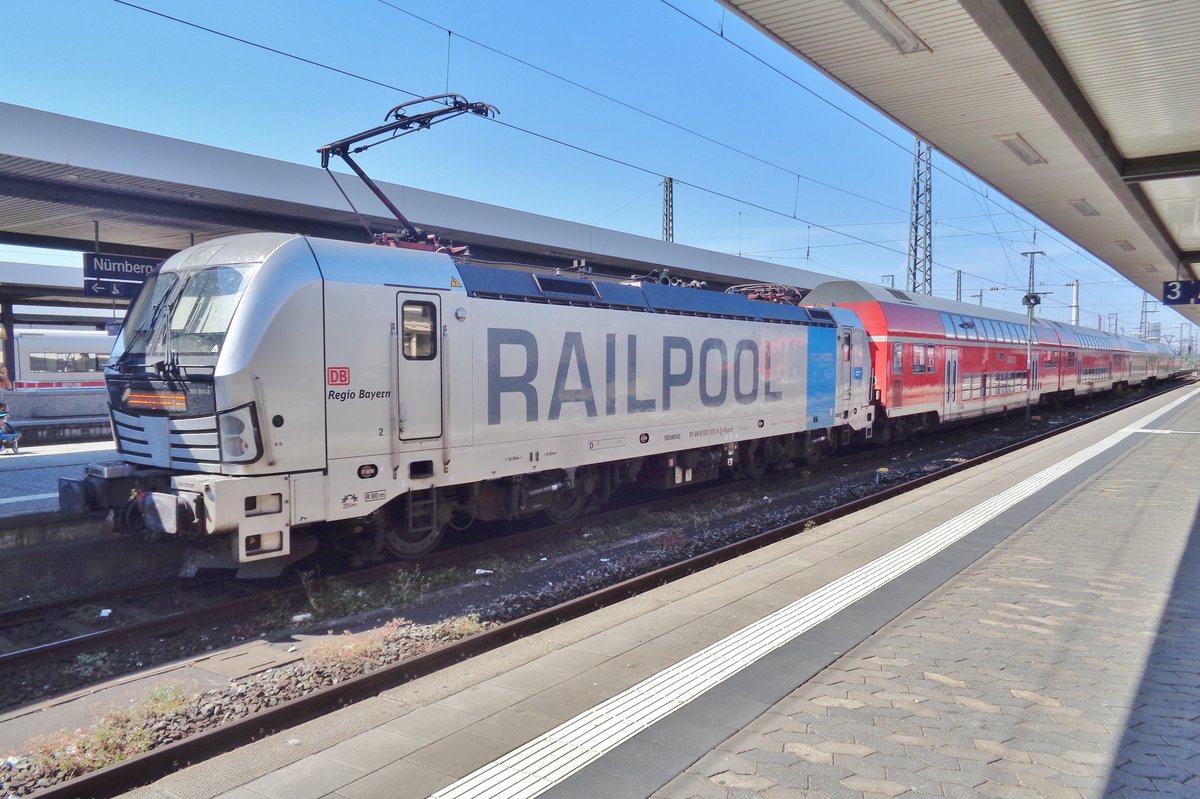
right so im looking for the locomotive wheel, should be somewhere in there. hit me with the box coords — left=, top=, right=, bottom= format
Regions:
left=542, top=487, right=588, bottom=524
left=741, top=445, right=768, bottom=479
left=119, top=499, right=147, bottom=537
left=381, top=522, right=444, bottom=558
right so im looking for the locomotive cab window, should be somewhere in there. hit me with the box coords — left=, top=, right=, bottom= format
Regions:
left=402, top=302, right=437, bottom=360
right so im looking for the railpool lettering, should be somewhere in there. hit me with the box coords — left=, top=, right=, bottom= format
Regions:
left=487, top=328, right=785, bottom=425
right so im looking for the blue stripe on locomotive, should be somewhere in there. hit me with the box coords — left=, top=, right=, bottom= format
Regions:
left=806, top=325, right=838, bottom=429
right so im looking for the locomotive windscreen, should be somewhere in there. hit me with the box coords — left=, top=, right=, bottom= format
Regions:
left=111, top=263, right=259, bottom=367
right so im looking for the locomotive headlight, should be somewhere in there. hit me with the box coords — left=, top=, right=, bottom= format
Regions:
left=218, top=403, right=262, bottom=464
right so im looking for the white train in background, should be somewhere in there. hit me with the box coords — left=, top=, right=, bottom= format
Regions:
left=7, top=329, right=114, bottom=389
left=3, top=329, right=116, bottom=418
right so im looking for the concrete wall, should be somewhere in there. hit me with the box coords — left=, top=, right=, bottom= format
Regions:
left=0, top=514, right=185, bottom=601
left=3, top=388, right=108, bottom=418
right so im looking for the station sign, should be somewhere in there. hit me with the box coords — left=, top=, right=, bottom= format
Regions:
left=1162, top=279, right=1200, bottom=305
left=82, top=254, right=161, bottom=301
left=84, top=278, right=145, bottom=299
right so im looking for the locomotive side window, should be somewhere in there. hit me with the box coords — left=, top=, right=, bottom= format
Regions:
left=402, top=302, right=437, bottom=360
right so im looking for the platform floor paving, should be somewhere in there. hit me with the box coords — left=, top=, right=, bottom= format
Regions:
left=652, top=408, right=1200, bottom=798
left=120, top=384, right=1200, bottom=799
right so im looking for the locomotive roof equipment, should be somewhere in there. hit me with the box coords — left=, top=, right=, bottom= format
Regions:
left=317, top=94, right=498, bottom=251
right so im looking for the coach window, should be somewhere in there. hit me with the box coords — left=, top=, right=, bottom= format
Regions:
left=912, top=344, right=925, bottom=373
left=401, top=301, right=437, bottom=360
left=940, top=312, right=956, bottom=339
left=893, top=342, right=904, bottom=374
left=925, top=345, right=936, bottom=373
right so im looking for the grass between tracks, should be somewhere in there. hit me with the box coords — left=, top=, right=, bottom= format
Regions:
left=20, top=683, right=188, bottom=779
left=1, top=614, right=491, bottom=793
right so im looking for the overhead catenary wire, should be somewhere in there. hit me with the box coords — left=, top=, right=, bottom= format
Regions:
left=112, top=0, right=980, bottom=275
left=372, top=0, right=916, bottom=221
left=106, top=0, right=1131, bottom=307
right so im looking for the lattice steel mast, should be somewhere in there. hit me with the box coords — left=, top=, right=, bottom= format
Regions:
left=662, top=177, right=674, bottom=243
left=907, top=138, right=933, bottom=295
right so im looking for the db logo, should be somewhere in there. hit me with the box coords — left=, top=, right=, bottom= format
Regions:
left=327, top=366, right=351, bottom=386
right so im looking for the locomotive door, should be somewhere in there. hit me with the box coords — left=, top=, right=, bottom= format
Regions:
left=395, top=293, right=443, bottom=440
left=944, top=347, right=961, bottom=418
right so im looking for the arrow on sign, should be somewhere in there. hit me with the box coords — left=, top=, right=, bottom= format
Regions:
left=83, top=278, right=143, bottom=299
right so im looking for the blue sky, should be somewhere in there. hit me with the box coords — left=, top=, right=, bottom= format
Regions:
left=0, top=0, right=1187, bottom=342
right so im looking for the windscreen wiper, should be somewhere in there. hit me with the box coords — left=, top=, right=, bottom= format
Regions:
left=112, top=280, right=176, bottom=373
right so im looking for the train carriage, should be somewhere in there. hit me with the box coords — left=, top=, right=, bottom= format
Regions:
left=7, top=330, right=113, bottom=390
left=802, top=281, right=1051, bottom=432
left=2, top=329, right=116, bottom=420
left=801, top=280, right=1176, bottom=434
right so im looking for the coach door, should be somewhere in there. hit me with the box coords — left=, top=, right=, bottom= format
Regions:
left=944, top=347, right=961, bottom=417
left=841, top=327, right=870, bottom=412
left=395, top=293, right=443, bottom=440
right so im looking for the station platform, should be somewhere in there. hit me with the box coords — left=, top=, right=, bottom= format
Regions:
left=0, top=439, right=114, bottom=518
left=120, top=383, right=1200, bottom=799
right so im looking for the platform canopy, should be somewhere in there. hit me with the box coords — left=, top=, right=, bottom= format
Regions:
left=0, top=102, right=831, bottom=308
left=3, top=2, right=1199, bottom=327
left=721, top=0, right=1200, bottom=325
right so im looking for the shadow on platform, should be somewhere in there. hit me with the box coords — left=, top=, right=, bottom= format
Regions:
left=1104, top=505, right=1200, bottom=794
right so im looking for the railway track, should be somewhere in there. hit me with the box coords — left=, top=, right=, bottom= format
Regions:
left=0, top=480, right=729, bottom=690
left=5, top=379, right=1189, bottom=798
left=0, top=383, right=1179, bottom=696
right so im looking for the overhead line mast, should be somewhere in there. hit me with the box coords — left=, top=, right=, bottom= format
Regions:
left=907, top=138, right=933, bottom=295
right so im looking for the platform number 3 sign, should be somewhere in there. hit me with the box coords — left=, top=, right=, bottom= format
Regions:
left=1162, top=280, right=1200, bottom=305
